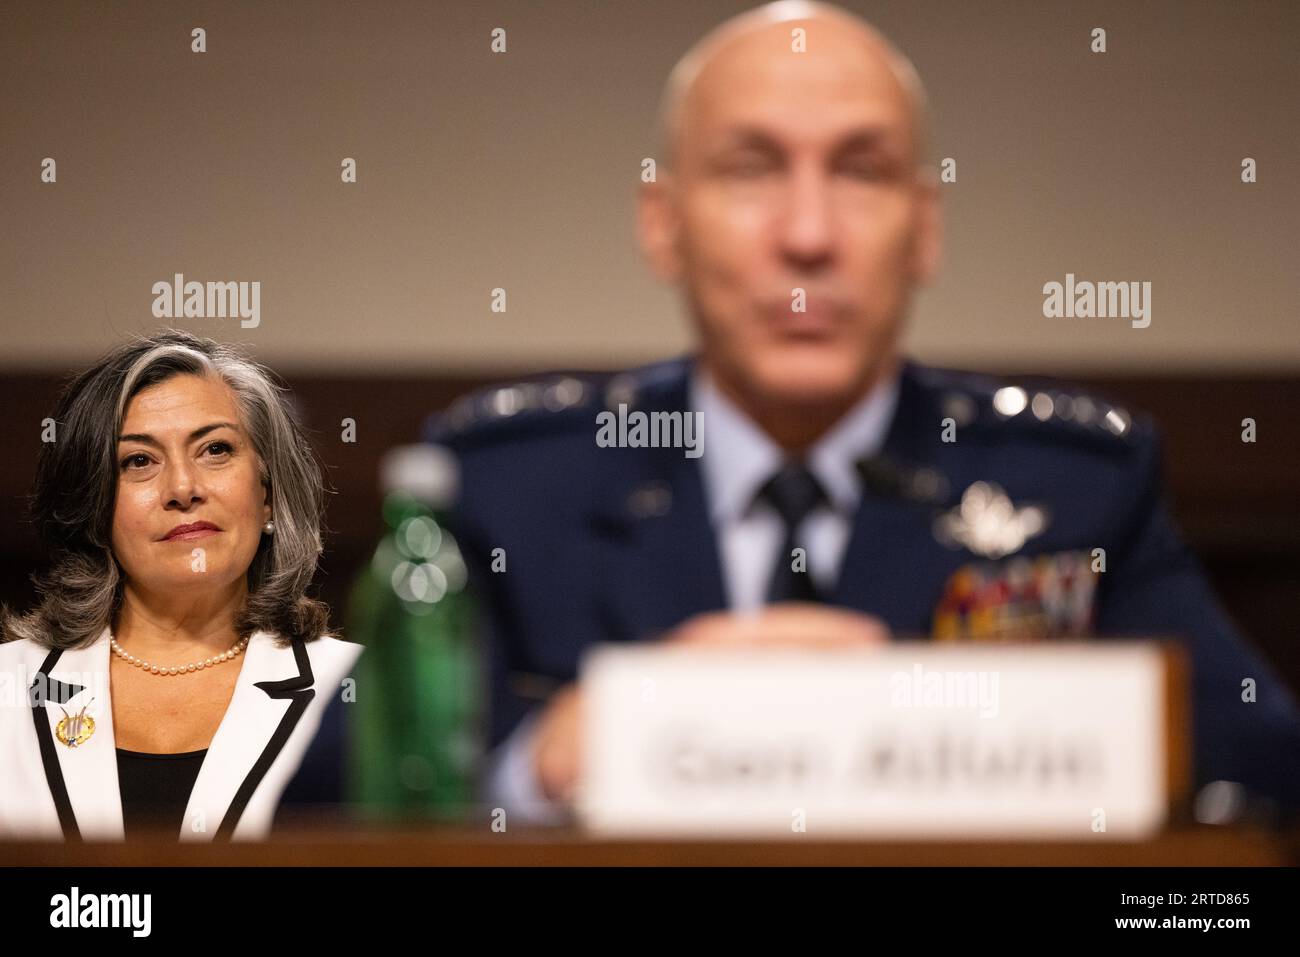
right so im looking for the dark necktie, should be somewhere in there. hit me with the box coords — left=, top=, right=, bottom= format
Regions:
left=758, top=461, right=828, bottom=603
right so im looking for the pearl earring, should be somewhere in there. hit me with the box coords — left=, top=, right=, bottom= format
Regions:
left=263, top=520, right=276, bottom=535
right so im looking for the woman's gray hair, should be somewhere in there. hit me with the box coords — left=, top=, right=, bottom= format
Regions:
left=2, top=329, right=330, bottom=648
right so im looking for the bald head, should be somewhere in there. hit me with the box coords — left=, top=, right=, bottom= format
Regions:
left=637, top=0, right=942, bottom=448
left=656, top=1, right=930, bottom=171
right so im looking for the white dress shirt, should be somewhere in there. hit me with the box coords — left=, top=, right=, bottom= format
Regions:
left=695, top=367, right=900, bottom=610
left=486, top=364, right=901, bottom=822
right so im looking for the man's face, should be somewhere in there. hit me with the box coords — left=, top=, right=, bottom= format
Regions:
left=642, top=19, right=940, bottom=409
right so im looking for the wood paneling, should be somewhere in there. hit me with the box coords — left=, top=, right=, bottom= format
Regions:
left=2, top=369, right=1296, bottom=691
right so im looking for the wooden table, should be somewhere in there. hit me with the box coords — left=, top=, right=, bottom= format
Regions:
left=3, top=823, right=1296, bottom=866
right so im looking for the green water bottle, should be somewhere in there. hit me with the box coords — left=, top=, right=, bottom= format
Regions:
left=347, top=443, right=482, bottom=821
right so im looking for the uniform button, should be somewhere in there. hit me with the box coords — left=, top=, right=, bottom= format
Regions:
left=627, top=481, right=672, bottom=518
left=942, top=393, right=976, bottom=426
left=910, top=467, right=949, bottom=503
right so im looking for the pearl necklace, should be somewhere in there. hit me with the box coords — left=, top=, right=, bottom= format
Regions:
left=110, top=635, right=249, bottom=676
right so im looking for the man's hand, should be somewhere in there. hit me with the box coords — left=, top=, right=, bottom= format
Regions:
left=663, top=603, right=891, bottom=651
left=530, top=604, right=891, bottom=802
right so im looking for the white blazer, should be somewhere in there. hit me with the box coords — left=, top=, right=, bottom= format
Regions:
left=0, top=626, right=362, bottom=841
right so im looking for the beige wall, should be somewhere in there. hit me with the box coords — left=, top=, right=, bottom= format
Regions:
left=2, top=0, right=1296, bottom=374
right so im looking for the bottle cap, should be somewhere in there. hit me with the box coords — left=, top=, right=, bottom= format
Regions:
left=379, top=443, right=459, bottom=508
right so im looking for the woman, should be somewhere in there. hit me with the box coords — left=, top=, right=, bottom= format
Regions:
left=0, top=330, right=361, bottom=841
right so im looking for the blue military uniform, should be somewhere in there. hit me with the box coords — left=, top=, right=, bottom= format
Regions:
left=426, top=356, right=1300, bottom=812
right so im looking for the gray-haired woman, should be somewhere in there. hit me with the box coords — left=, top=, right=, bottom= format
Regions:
left=0, top=330, right=361, bottom=841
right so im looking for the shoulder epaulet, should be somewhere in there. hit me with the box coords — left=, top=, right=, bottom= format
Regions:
left=913, top=366, right=1149, bottom=449
left=600, top=357, right=692, bottom=411
left=425, top=373, right=602, bottom=448
left=425, top=359, right=693, bottom=448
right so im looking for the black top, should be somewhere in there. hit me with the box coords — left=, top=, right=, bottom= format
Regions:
left=116, top=748, right=208, bottom=839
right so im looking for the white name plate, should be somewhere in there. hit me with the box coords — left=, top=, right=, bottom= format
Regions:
left=579, top=642, right=1178, bottom=840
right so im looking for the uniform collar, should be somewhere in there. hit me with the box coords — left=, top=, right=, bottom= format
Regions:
left=691, top=365, right=901, bottom=524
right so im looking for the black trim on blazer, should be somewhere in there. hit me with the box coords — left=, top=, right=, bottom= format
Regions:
left=214, top=637, right=316, bottom=841
left=29, top=648, right=82, bottom=841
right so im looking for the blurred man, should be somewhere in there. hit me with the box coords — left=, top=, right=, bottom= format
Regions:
left=428, top=1, right=1300, bottom=820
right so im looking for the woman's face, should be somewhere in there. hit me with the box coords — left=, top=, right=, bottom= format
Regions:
left=111, top=373, right=270, bottom=599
